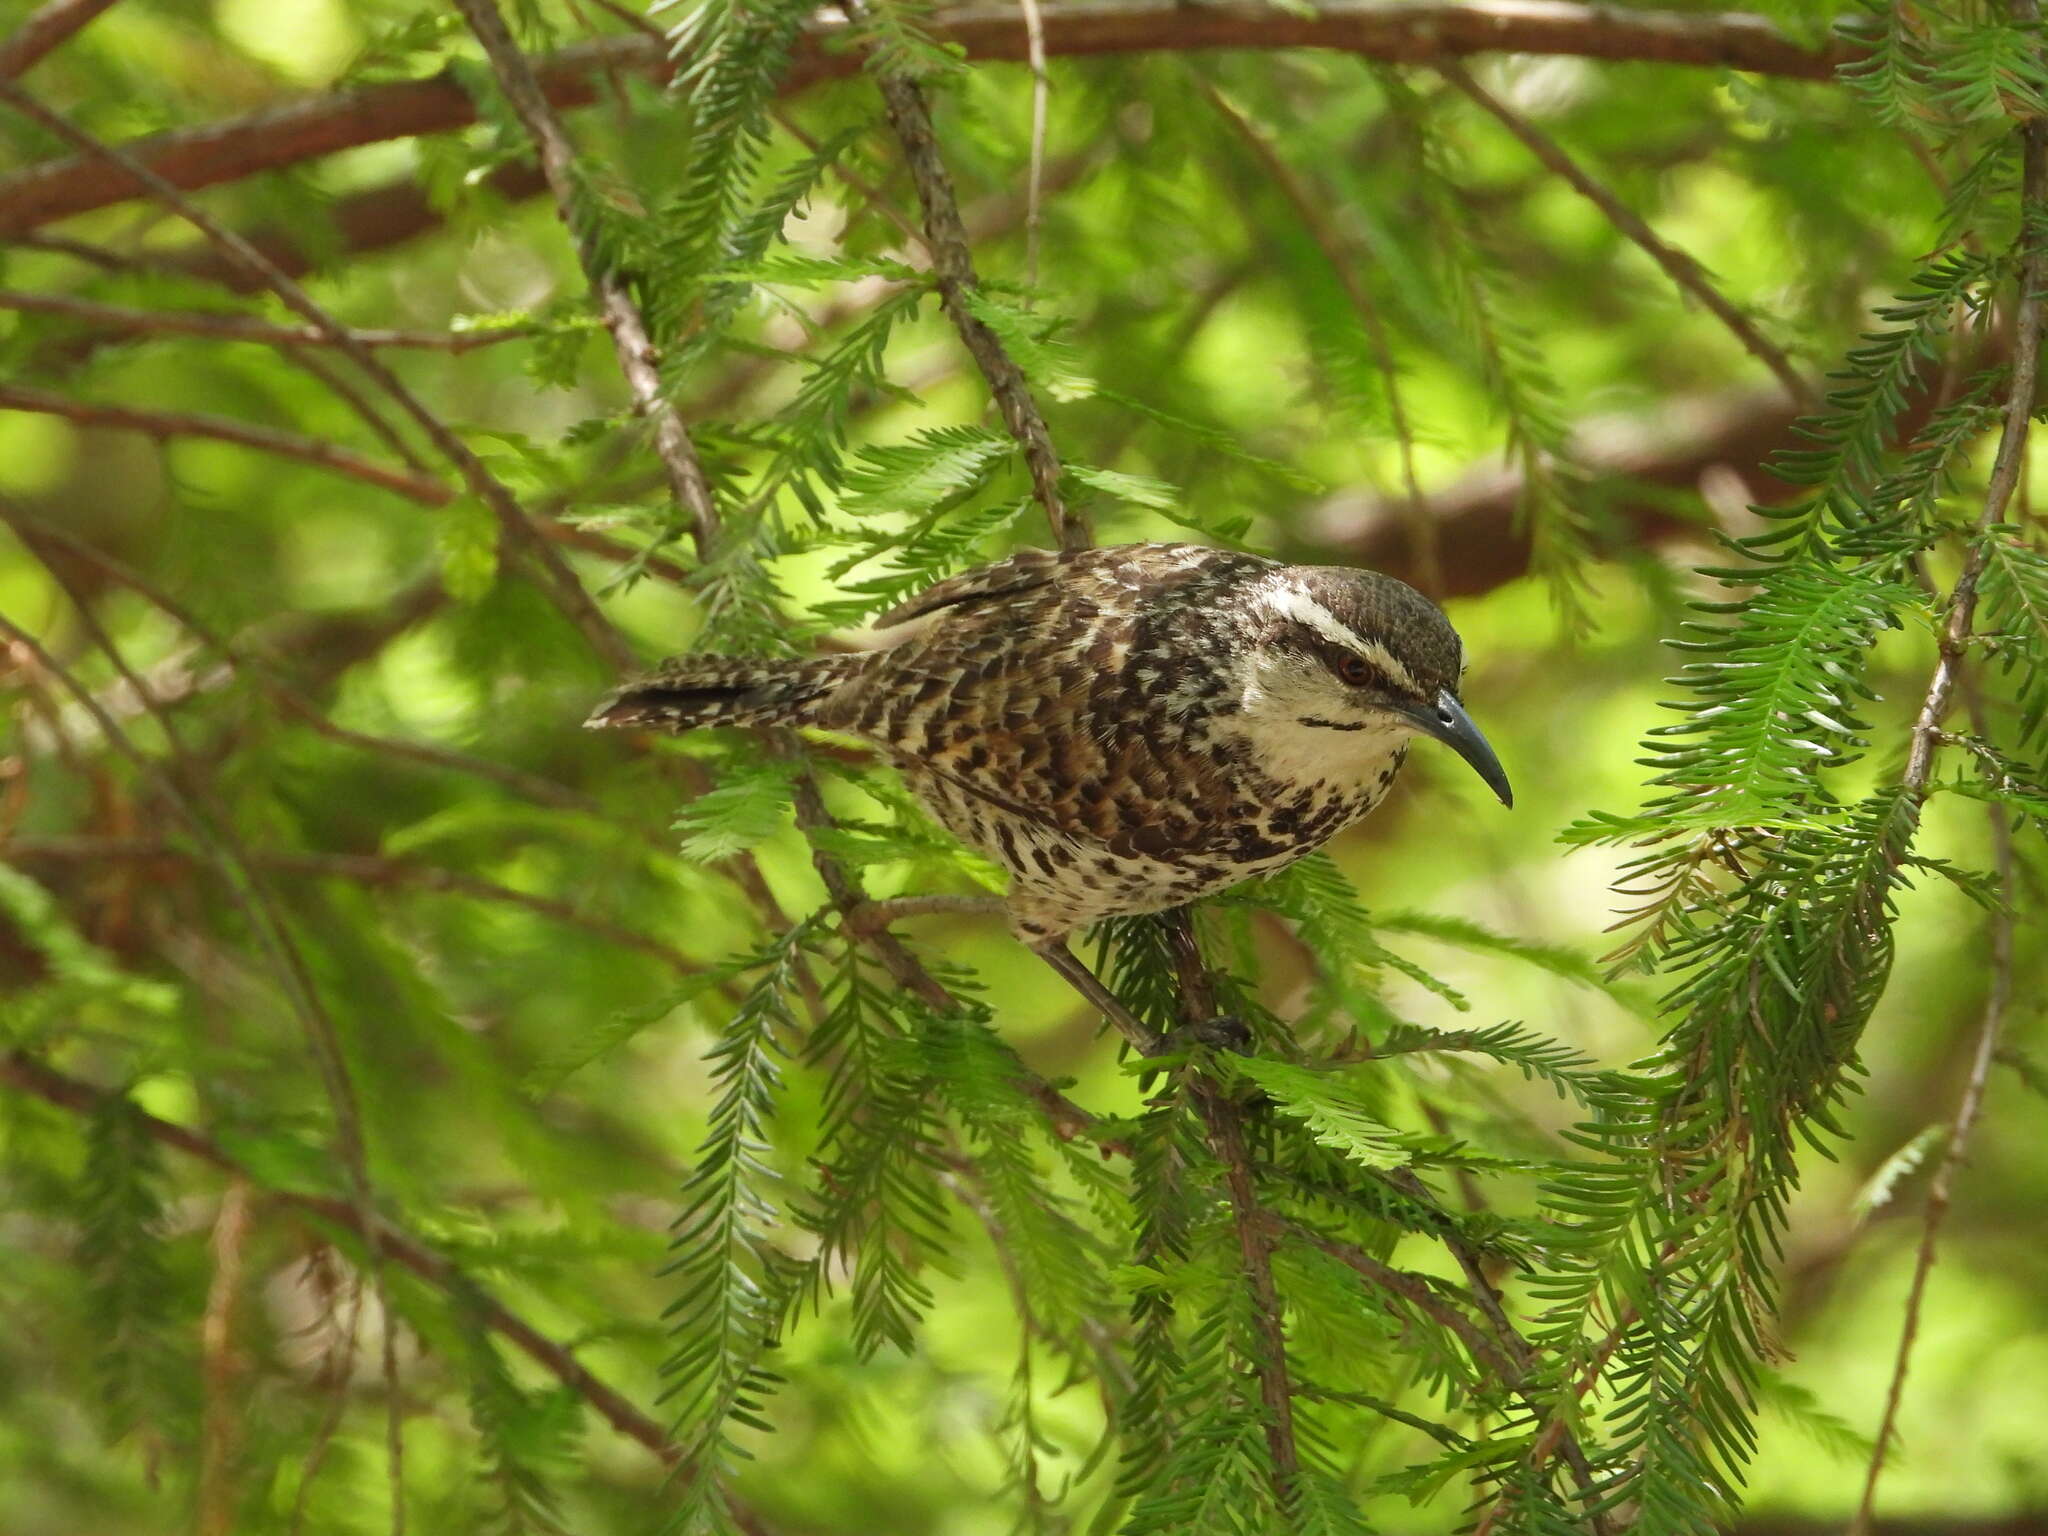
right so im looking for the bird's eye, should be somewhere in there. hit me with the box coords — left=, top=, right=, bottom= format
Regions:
left=1336, top=654, right=1375, bottom=688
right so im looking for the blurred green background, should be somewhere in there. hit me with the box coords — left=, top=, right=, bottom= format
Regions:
left=2, top=0, right=2044, bottom=1531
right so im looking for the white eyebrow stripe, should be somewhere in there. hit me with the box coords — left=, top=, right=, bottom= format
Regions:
left=1264, top=584, right=1421, bottom=693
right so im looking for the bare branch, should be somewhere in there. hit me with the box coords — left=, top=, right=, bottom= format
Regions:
left=0, top=3, right=1856, bottom=236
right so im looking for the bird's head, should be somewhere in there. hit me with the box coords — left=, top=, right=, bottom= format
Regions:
left=1233, top=565, right=1512, bottom=808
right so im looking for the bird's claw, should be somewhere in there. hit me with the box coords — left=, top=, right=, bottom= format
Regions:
left=1178, top=1013, right=1253, bottom=1054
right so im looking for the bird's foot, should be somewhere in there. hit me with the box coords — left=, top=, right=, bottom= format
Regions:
left=1177, top=1013, right=1253, bottom=1054
left=844, top=894, right=1004, bottom=935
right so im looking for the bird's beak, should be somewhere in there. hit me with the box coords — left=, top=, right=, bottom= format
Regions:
left=1406, top=688, right=1513, bottom=808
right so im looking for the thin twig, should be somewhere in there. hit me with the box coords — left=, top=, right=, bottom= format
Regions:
left=0, top=1050, right=689, bottom=1465
left=1441, top=59, right=1815, bottom=409
left=1903, top=114, right=2048, bottom=793
left=774, top=110, right=928, bottom=252
left=1851, top=695, right=2017, bottom=1534
left=853, top=1, right=1086, bottom=550
left=0, top=381, right=453, bottom=506
left=1851, top=89, right=2047, bottom=1504
left=1017, top=0, right=1050, bottom=291
left=785, top=766, right=1108, bottom=1148
left=0, top=78, right=632, bottom=671
left=450, top=0, right=721, bottom=561
left=0, top=0, right=120, bottom=78
left=0, top=289, right=538, bottom=350
left=1201, top=82, right=1439, bottom=594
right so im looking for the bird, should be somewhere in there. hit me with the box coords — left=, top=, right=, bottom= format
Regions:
left=587, top=541, right=1511, bottom=1031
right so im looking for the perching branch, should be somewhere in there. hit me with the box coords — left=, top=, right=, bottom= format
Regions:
left=1161, top=914, right=1301, bottom=1501
left=0, top=3, right=1856, bottom=235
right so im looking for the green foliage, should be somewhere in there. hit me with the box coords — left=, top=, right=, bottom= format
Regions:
left=6, top=2, right=2047, bottom=1533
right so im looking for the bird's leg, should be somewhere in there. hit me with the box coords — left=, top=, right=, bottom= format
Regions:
left=843, top=893, right=1005, bottom=935
left=1160, top=907, right=1252, bottom=1054
left=1031, top=940, right=1166, bottom=1057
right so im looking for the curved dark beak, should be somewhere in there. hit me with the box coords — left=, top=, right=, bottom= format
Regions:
left=1407, top=688, right=1513, bottom=808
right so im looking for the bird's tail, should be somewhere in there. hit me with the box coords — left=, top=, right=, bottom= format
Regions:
left=584, top=652, right=867, bottom=733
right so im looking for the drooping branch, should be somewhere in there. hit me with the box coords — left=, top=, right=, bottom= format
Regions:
left=0, top=2, right=1857, bottom=236
left=1852, top=78, right=2048, bottom=1534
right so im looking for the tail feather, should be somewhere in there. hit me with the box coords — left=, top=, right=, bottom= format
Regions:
left=585, top=653, right=865, bottom=733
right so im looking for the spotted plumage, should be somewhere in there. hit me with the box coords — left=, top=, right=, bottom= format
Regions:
left=589, top=542, right=1510, bottom=943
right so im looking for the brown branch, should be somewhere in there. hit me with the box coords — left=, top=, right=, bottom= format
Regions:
left=451, top=0, right=721, bottom=560
left=0, top=381, right=454, bottom=506
left=0, top=3, right=1856, bottom=236
left=0, top=80, right=632, bottom=672
left=1853, top=696, right=2017, bottom=1534
left=1441, top=58, right=1815, bottom=408
left=0, top=289, right=538, bottom=351
left=858, top=13, right=1084, bottom=551
left=0, top=0, right=120, bottom=79
left=0, top=1050, right=687, bottom=1465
